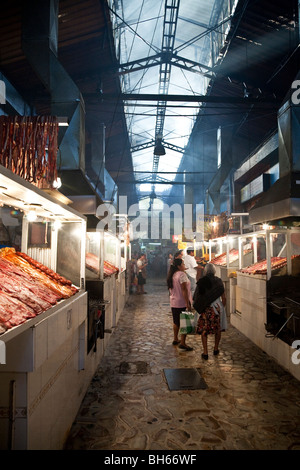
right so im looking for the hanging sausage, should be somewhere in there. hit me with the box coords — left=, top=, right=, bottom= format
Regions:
left=0, top=115, right=58, bottom=188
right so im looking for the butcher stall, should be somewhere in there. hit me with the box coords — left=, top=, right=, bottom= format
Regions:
left=208, top=235, right=253, bottom=315
left=85, top=229, right=127, bottom=352
left=230, top=227, right=300, bottom=380
left=0, top=165, right=95, bottom=450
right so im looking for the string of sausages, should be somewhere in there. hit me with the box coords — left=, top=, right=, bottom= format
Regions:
left=0, top=115, right=58, bottom=187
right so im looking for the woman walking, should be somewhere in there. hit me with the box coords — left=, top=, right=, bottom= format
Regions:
left=193, top=263, right=226, bottom=360
left=167, top=258, right=193, bottom=351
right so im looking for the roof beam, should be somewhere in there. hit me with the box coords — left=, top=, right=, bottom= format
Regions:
left=162, top=140, right=184, bottom=153
left=131, top=140, right=155, bottom=152
left=117, top=52, right=214, bottom=77
left=101, top=93, right=279, bottom=104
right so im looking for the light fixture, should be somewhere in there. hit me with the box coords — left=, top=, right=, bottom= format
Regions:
left=53, top=220, right=62, bottom=230
left=154, top=139, right=166, bottom=156
left=150, top=189, right=156, bottom=200
left=27, top=211, right=37, bottom=222
left=53, top=176, right=62, bottom=189
left=57, top=117, right=69, bottom=127
left=231, top=212, right=249, bottom=216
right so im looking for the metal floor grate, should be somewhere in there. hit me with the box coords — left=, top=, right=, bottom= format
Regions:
left=163, top=368, right=208, bottom=391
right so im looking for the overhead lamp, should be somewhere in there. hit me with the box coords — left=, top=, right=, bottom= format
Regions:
left=154, top=140, right=166, bottom=156
left=150, top=189, right=156, bottom=200
left=243, top=83, right=252, bottom=99
left=53, top=220, right=62, bottom=230
left=27, top=211, right=37, bottom=222
left=53, top=176, right=62, bottom=189
left=58, top=117, right=69, bottom=127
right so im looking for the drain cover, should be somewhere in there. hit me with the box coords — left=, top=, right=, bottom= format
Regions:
left=119, top=361, right=149, bottom=374
left=163, top=368, right=207, bottom=391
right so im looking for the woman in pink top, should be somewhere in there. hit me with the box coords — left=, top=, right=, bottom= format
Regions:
left=167, top=258, right=193, bottom=351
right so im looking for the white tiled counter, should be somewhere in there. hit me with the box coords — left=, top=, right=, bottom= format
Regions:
left=116, top=270, right=127, bottom=324
left=231, top=272, right=300, bottom=381
left=0, top=290, right=94, bottom=450
left=102, top=274, right=116, bottom=349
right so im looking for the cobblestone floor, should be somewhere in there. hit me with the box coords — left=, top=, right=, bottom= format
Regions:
left=65, top=277, right=300, bottom=451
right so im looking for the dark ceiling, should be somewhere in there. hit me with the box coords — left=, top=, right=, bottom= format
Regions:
left=0, top=0, right=135, bottom=202
left=173, top=0, right=300, bottom=209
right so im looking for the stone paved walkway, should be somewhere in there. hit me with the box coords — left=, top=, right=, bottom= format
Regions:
left=65, top=277, right=300, bottom=451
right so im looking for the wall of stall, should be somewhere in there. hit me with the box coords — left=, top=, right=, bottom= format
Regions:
left=85, top=230, right=129, bottom=352
left=0, top=167, right=91, bottom=450
left=0, top=167, right=130, bottom=449
left=228, top=228, right=300, bottom=381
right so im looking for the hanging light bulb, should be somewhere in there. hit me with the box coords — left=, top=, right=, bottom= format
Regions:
left=27, top=211, right=37, bottom=222
left=53, top=177, right=62, bottom=189
left=53, top=219, right=62, bottom=230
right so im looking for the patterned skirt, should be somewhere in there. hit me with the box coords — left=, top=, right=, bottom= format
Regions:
left=196, top=301, right=221, bottom=335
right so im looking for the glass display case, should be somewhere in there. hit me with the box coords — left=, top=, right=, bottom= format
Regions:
left=0, top=164, right=87, bottom=340
left=86, top=231, right=102, bottom=280
left=0, top=165, right=88, bottom=450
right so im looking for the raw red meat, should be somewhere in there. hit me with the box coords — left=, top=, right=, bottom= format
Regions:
left=0, top=290, right=36, bottom=329
left=86, top=252, right=100, bottom=274
left=0, top=248, right=76, bottom=298
left=240, top=255, right=300, bottom=274
left=0, top=248, right=79, bottom=335
left=17, top=251, right=72, bottom=286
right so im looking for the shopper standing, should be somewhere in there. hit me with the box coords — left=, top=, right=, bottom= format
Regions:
left=137, top=253, right=148, bottom=294
left=167, top=252, right=174, bottom=275
left=193, top=263, right=226, bottom=360
left=174, top=250, right=184, bottom=259
left=184, top=247, right=199, bottom=296
left=167, top=258, right=193, bottom=351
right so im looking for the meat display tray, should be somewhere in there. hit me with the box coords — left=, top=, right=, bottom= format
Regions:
left=0, top=289, right=84, bottom=343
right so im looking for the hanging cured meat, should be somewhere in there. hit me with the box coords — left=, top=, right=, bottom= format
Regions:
left=0, top=115, right=58, bottom=188
left=0, top=248, right=78, bottom=334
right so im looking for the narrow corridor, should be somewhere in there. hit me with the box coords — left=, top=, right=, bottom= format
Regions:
left=65, top=276, right=300, bottom=451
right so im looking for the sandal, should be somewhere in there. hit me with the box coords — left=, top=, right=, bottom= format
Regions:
left=201, top=353, right=208, bottom=360
left=172, top=340, right=180, bottom=345
left=213, top=349, right=219, bottom=355
left=179, top=344, right=193, bottom=351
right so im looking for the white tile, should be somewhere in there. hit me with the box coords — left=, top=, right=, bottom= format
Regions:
left=33, top=320, right=48, bottom=369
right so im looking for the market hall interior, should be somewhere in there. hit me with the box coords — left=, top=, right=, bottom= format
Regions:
left=64, top=271, right=300, bottom=451
left=0, top=0, right=300, bottom=452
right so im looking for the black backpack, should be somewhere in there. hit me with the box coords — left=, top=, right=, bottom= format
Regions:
left=193, top=275, right=224, bottom=314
